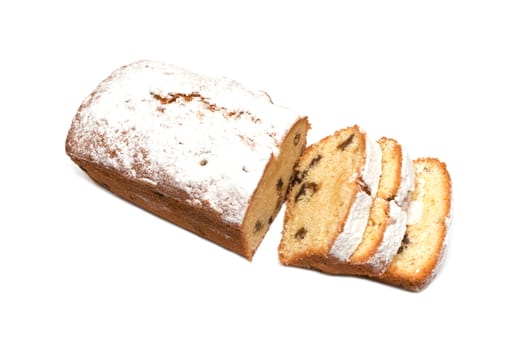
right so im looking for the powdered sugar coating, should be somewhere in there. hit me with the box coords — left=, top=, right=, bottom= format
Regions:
left=361, top=136, right=382, bottom=197
left=366, top=201, right=408, bottom=273
left=68, top=60, right=302, bottom=224
left=329, top=191, right=373, bottom=261
left=394, top=148, right=415, bottom=207
left=407, top=200, right=424, bottom=225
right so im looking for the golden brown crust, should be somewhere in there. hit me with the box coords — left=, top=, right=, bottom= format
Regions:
left=376, top=137, right=403, bottom=200
left=280, top=252, right=373, bottom=276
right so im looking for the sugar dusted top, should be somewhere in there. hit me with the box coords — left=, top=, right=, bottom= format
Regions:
left=67, top=60, right=302, bottom=224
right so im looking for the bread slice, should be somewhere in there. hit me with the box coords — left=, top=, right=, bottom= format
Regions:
left=374, top=158, right=452, bottom=291
left=278, top=125, right=382, bottom=268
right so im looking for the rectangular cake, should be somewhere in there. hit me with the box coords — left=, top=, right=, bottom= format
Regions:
left=66, top=60, right=310, bottom=260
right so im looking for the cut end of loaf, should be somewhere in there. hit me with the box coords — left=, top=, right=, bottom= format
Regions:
left=241, top=118, right=310, bottom=259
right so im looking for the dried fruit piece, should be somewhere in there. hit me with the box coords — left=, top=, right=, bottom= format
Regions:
left=336, top=134, right=354, bottom=151
left=397, top=234, right=410, bottom=254
left=290, top=168, right=311, bottom=187
left=254, top=220, right=264, bottom=233
left=293, top=132, right=301, bottom=145
left=295, top=227, right=308, bottom=240
left=276, top=178, right=284, bottom=192
left=308, top=154, right=322, bottom=169
left=295, top=182, right=319, bottom=202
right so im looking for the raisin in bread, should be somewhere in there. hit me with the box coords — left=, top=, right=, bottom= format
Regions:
left=374, top=158, right=452, bottom=291
left=66, top=60, right=310, bottom=260
left=278, top=125, right=382, bottom=267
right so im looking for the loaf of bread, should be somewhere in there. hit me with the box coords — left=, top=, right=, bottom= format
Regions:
left=374, top=158, right=452, bottom=291
left=278, top=126, right=451, bottom=291
left=66, top=60, right=310, bottom=260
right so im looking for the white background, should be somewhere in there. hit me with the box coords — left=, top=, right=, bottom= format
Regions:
left=1, top=1, right=523, bottom=348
